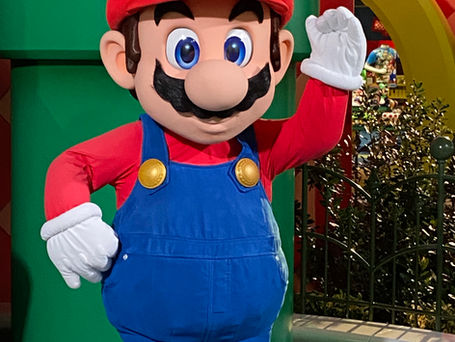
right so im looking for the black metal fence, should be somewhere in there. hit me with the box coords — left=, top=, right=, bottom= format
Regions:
left=295, top=137, right=455, bottom=332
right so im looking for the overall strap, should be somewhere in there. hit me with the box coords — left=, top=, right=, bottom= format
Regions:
left=140, top=114, right=169, bottom=164
left=136, top=114, right=170, bottom=193
left=227, top=125, right=264, bottom=193
left=236, top=125, right=260, bottom=165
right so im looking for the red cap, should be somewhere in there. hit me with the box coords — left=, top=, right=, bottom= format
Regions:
left=107, top=0, right=294, bottom=30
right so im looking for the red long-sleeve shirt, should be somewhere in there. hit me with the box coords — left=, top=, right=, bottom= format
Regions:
left=45, top=79, right=348, bottom=219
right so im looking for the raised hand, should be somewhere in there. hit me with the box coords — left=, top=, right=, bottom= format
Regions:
left=300, top=6, right=367, bottom=90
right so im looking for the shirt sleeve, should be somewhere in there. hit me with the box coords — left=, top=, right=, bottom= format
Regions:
left=255, top=78, right=349, bottom=182
left=44, top=121, right=142, bottom=220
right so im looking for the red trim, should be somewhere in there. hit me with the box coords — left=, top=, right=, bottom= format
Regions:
left=0, top=117, right=11, bottom=209
left=0, top=60, right=10, bottom=99
left=0, top=59, right=10, bottom=304
left=106, top=0, right=294, bottom=29
left=436, top=0, right=455, bottom=18
left=319, top=0, right=354, bottom=14
left=0, top=229, right=10, bottom=303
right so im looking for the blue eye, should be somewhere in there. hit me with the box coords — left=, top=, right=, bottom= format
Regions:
left=224, top=29, right=252, bottom=67
left=225, top=37, right=246, bottom=65
left=167, top=28, right=200, bottom=70
left=175, top=38, right=200, bottom=69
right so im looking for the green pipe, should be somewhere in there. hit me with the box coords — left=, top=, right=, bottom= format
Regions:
left=268, top=66, right=296, bottom=342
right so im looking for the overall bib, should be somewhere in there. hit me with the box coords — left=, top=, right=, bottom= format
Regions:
left=102, top=115, right=288, bottom=342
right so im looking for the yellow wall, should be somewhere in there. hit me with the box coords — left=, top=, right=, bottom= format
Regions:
left=363, top=0, right=455, bottom=128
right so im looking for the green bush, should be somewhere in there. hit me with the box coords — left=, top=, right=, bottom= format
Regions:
left=295, top=82, right=455, bottom=332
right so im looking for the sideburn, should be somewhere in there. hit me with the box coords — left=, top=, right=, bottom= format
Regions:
left=120, top=13, right=140, bottom=98
left=121, top=13, right=141, bottom=74
left=270, top=10, right=281, bottom=72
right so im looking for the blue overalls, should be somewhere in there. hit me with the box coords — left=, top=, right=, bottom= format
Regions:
left=102, top=114, right=288, bottom=342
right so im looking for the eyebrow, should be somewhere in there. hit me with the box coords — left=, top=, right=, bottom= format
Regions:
left=229, top=0, right=264, bottom=23
left=154, top=1, right=194, bottom=25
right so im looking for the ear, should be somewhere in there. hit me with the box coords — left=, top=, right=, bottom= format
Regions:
left=100, top=30, right=135, bottom=89
left=274, top=29, right=294, bottom=85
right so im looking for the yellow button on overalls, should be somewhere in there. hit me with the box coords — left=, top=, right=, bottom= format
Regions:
left=138, top=158, right=167, bottom=189
left=235, top=158, right=260, bottom=187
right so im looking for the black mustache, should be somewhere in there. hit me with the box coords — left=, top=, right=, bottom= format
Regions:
left=153, top=60, right=271, bottom=119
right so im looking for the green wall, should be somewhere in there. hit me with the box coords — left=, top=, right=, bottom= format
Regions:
left=11, top=64, right=141, bottom=342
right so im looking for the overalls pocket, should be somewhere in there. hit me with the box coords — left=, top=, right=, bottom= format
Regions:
left=102, top=253, right=157, bottom=333
left=102, top=250, right=211, bottom=340
left=229, top=254, right=288, bottom=341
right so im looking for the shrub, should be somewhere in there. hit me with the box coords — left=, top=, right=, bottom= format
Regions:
left=295, top=82, right=455, bottom=332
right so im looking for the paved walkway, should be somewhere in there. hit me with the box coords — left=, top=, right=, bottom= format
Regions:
left=293, top=314, right=455, bottom=342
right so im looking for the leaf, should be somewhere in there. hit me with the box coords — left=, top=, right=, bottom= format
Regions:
left=420, top=256, right=430, bottom=270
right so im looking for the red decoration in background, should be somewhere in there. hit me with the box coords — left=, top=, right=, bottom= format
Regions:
left=367, top=40, right=395, bottom=55
left=319, top=0, right=353, bottom=14
left=0, top=231, right=10, bottom=304
left=367, top=16, right=393, bottom=54
left=436, top=0, right=455, bottom=36
left=0, top=59, right=11, bottom=306
left=372, top=17, right=389, bottom=36
left=0, top=60, right=10, bottom=99
left=436, top=0, right=455, bottom=18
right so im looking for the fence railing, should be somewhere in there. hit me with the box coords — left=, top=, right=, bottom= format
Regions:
left=295, top=137, right=455, bottom=332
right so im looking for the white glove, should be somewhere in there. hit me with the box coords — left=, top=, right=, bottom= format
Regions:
left=41, top=202, right=119, bottom=289
left=300, top=6, right=367, bottom=90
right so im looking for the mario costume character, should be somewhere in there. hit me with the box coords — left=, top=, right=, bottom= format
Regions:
left=40, top=1, right=366, bottom=341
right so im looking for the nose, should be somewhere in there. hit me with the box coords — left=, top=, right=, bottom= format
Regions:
left=184, top=60, right=248, bottom=112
